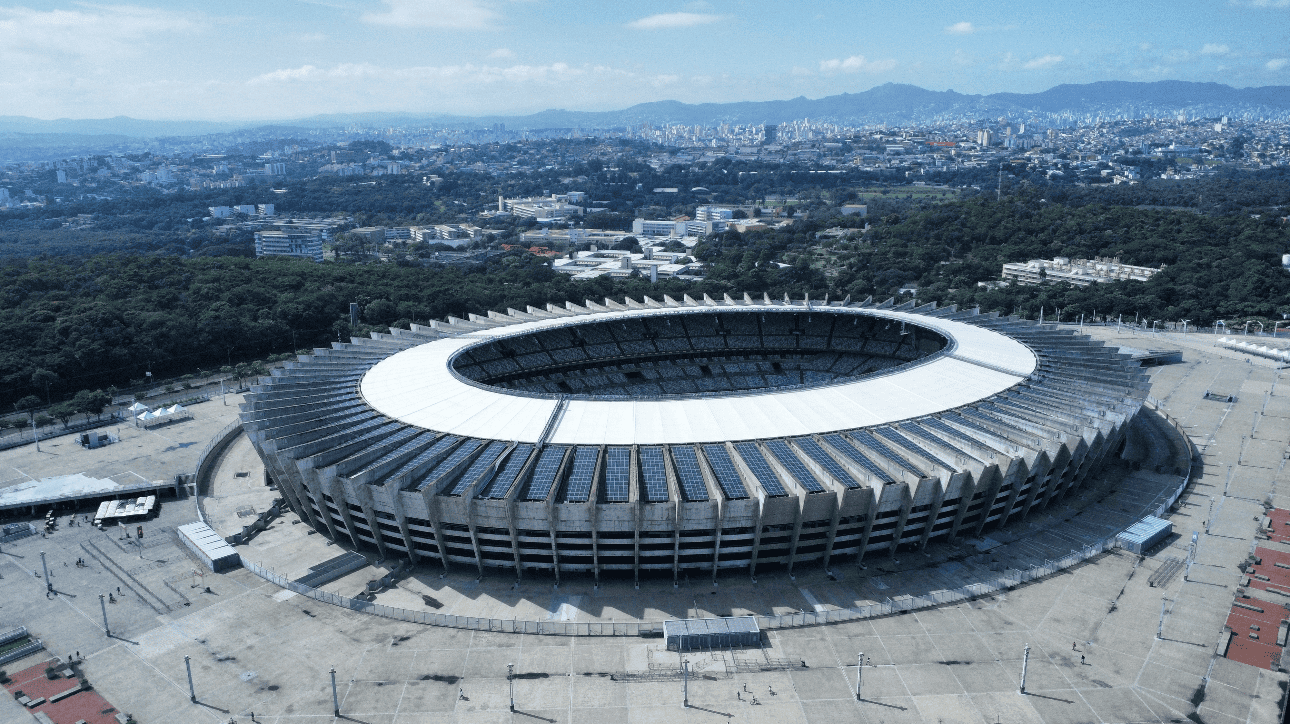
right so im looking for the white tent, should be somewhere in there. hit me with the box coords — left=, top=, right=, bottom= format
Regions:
left=128, top=402, right=148, bottom=413
left=166, top=404, right=186, bottom=414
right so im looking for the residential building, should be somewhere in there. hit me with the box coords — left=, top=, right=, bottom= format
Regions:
left=254, top=230, right=323, bottom=262
left=1001, top=256, right=1163, bottom=287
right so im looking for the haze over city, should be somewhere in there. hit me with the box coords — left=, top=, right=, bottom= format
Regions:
left=2, top=0, right=1289, bottom=120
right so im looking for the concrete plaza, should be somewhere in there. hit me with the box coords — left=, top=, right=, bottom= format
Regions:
left=0, top=328, right=1285, bottom=723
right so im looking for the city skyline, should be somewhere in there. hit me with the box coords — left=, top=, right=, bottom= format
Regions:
left=1, top=0, right=1287, bottom=121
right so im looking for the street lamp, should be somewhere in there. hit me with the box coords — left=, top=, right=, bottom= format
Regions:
left=1181, top=320, right=1191, bottom=335
left=508, top=663, right=514, bottom=712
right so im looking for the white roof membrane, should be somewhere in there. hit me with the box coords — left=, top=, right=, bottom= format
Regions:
left=360, top=307, right=1037, bottom=446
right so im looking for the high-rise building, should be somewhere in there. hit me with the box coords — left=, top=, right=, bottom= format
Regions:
left=977, top=129, right=995, bottom=146
left=762, top=124, right=778, bottom=145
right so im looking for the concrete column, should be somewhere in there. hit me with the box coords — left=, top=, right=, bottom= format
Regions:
left=945, top=473, right=981, bottom=542
left=887, top=485, right=913, bottom=559
left=819, top=491, right=842, bottom=570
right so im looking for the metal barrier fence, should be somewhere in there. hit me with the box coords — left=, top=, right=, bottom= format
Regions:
left=233, top=403, right=1196, bottom=637
left=192, top=419, right=245, bottom=526
left=0, top=523, right=38, bottom=545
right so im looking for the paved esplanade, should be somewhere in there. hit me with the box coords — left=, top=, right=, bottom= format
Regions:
left=0, top=327, right=1285, bottom=723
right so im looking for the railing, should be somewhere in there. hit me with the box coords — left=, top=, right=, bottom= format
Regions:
left=0, top=413, right=126, bottom=453
left=192, top=419, right=246, bottom=526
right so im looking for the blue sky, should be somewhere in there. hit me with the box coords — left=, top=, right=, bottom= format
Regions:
left=1, top=0, right=1286, bottom=120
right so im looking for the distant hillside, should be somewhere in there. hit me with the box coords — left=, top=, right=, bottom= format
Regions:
left=1, top=81, right=1287, bottom=158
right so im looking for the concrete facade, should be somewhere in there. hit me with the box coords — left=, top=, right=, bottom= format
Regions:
left=242, top=296, right=1148, bottom=587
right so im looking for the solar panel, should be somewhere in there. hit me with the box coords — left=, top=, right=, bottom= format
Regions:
left=733, top=443, right=787, bottom=497
left=639, top=447, right=669, bottom=502
left=446, top=440, right=509, bottom=496
left=896, top=424, right=961, bottom=468
left=795, top=437, right=860, bottom=489
left=393, top=435, right=461, bottom=489
left=822, top=433, right=893, bottom=483
left=523, top=446, right=567, bottom=501
left=561, top=447, right=599, bottom=503
left=765, top=440, right=825, bottom=493
left=701, top=444, right=749, bottom=499
left=604, top=447, right=631, bottom=502
left=670, top=446, right=709, bottom=501
left=480, top=444, right=533, bottom=499
left=849, top=431, right=923, bottom=478
left=877, top=428, right=950, bottom=469
left=415, top=439, right=482, bottom=491
left=924, top=417, right=980, bottom=446
left=892, top=423, right=954, bottom=469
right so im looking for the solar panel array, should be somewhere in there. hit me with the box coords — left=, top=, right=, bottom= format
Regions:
left=923, top=417, right=980, bottom=446
left=850, top=431, right=923, bottom=478
left=794, top=437, right=860, bottom=489
left=392, top=435, right=459, bottom=489
left=670, top=446, right=709, bottom=501
left=523, top=445, right=567, bottom=501
left=416, top=439, right=483, bottom=491
left=877, top=428, right=950, bottom=469
left=764, top=440, right=825, bottom=493
left=480, top=444, right=533, bottom=499
left=561, top=447, right=599, bottom=503
left=733, top=443, right=786, bottom=497
left=701, top=444, right=749, bottom=499
left=604, top=447, right=631, bottom=502
left=446, top=440, right=508, bottom=496
left=639, top=447, right=669, bottom=502
left=822, top=433, right=894, bottom=483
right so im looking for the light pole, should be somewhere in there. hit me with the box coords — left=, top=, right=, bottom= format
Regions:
left=1019, top=643, right=1030, bottom=694
left=508, top=663, right=514, bottom=712
left=855, top=652, right=863, bottom=700
left=185, top=655, right=196, bottom=702
left=330, top=668, right=339, bottom=717
left=1181, top=319, right=1191, bottom=335
left=682, top=659, right=689, bottom=708
left=99, top=594, right=109, bottom=637
left=1152, top=320, right=1159, bottom=335
left=40, top=550, right=52, bottom=594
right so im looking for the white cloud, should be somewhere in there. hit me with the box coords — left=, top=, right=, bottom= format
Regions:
left=1023, top=54, right=1064, bottom=69
left=362, top=0, right=500, bottom=29
left=1200, top=43, right=1230, bottom=55
left=946, top=21, right=974, bottom=34
left=819, top=55, right=897, bottom=74
left=650, top=74, right=679, bottom=87
left=627, top=12, right=721, bottom=29
left=488, top=47, right=515, bottom=59
left=0, top=5, right=199, bottom=60
left=1269, top=58, right=1289, bottom=70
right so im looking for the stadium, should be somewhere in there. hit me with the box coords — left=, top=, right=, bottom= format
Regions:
left=241, top=293, right=1149, bottom=585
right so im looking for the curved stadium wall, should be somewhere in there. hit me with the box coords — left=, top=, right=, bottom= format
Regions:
left=241, top=293, right=1149, bottom=584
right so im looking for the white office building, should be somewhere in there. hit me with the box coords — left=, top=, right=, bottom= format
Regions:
left=255, top=230, right=323, bottom=262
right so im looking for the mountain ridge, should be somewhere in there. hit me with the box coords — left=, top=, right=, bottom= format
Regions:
left=1, top=81, right=1287, bottom=141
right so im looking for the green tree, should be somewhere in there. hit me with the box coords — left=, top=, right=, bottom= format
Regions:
left=73, top=389, right=112, bottom=420
left=14, top=395, right=41, bottom=421
left=31, top=369, right=59, bottom=405
left=49, top=401, right=77, bottom=428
